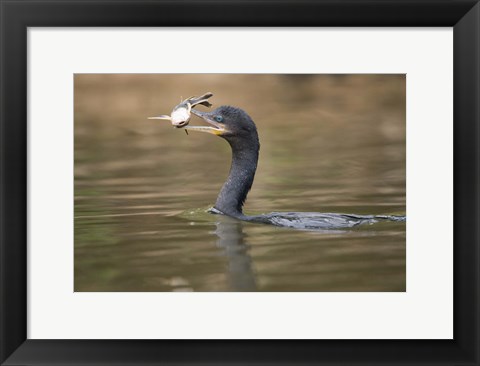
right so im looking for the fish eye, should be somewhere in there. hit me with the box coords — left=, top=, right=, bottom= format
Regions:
left=214, top=115, right=224, bottom=123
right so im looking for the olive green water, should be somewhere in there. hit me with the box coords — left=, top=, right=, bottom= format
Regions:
left=74, top=74, right=406, bottom=292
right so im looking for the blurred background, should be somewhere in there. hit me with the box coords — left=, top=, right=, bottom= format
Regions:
left=75, top=74, right=406, bottom=292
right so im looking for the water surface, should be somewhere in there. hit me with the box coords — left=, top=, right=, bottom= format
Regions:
left=74, top=74, right=406, bottom=291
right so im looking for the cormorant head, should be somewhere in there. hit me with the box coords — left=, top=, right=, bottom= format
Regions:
left=185, top=106, right=258, bottom=144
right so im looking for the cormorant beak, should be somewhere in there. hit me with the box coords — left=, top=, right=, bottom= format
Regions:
left=184, top=109, right=228, bottom=136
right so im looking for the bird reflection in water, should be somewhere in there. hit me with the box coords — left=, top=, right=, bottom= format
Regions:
left=213, top=218, right=257, bottom=292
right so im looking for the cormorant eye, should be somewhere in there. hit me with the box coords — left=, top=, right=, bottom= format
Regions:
left=214, top=115, right=224, bottom=123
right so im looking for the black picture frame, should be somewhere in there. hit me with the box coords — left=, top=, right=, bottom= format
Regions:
left=1, top=1, right=479, bottom=365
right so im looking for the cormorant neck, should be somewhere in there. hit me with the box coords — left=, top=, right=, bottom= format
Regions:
left=214, top=134, right=259, bottom=218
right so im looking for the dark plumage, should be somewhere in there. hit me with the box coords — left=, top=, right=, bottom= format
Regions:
left=185, top=106, right=405, bottom=230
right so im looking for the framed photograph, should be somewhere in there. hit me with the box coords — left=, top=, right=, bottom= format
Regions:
left=1, top=0, right=479, bottom=365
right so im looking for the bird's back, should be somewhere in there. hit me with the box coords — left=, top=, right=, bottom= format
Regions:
left=247, top=212, right=406, bottom=230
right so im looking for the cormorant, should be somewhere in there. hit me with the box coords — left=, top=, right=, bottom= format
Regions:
left=184, top=106, right=405, bottom=230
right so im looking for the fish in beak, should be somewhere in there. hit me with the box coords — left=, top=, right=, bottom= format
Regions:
left=148, top=92, right=213, bottom=128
